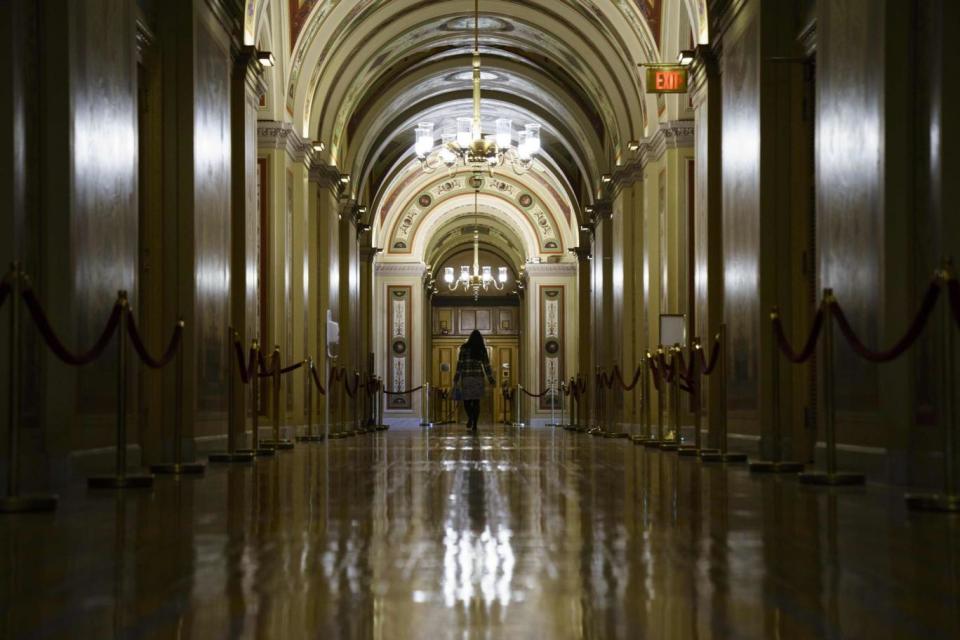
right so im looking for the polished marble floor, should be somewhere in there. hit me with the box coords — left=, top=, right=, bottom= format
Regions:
left=2, top=424, right=959, bottom=639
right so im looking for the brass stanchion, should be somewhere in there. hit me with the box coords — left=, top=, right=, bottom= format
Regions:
left=351, top=371, right=361, bottom=435
left=297, top=358, right=324, bottom=442
left=701, top=324, right=747, bottom=463
left=680, top=342, right=706, bottom=456
left=906, top=267, right=960, bottom=511
left=420, top=381, right=433, bottom=428
left=513, top=383, right=526, bottom=427
left=263, top=347, right=294, bottom=450
left=660, top=348, right=681, bottom=451
left=683, top=341, right=719, bottom=457
left=643, top=351, right=666, bottom=447
left=242, top=340, right=273, bottom=456
left=750, top=313, right=805, bottom=473
left=153, top=321, right=207, bottom=472
left=1, top=265, right=58, bottom=512
left=89, top=292, right=154, bottom=488
left=799, top=290, right=864, bottom=485
left=376, top=377, right=389, bottom=431
left=209, top=330, right=254, bottom=462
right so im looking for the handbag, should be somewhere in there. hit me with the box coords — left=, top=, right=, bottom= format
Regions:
left=452, top=385, right=463, bottom=401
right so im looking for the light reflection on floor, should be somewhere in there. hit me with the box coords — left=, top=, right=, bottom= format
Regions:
left=1, top=424, right=959, bottom=639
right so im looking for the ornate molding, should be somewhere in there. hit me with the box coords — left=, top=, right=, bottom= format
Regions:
left=257, top=121, right=314, bottom=164
left=309, top=163, right=345, bottom=191
left=611, top=120, right=695, bottom=189
left=236, top=46, right=267, bottom=101
left=524, top=262, right=578, bottom=277
left=374, top=262, right=427, bottom=277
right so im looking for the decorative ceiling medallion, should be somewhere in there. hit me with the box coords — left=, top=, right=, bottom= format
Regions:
left=418, top=194, right=432, bottom=207
left=544, top=339, right=560, bottom=355
left=391, top=338, right=407, bottom=355
left=518, top=193, right=533, bottom=207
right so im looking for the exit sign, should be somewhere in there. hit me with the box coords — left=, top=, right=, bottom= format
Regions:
left=645, top=66, right=688, bottom=94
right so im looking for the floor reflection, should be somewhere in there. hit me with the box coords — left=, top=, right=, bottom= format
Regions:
left=0, top=425, right=958, bottom=638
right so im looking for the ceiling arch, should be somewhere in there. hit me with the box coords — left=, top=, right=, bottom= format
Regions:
left=375, top=166, right=579, bottom=260
left=284, top=0, right=667, bottom=211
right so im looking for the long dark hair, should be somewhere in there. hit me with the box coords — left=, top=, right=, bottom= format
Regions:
left=464, top=329, right=486, bottom=359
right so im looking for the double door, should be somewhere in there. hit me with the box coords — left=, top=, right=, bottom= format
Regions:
left=432, top=337, right=518, bottom=424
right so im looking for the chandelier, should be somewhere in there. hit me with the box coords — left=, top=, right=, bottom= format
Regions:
left=443, top=189, right=508, bottom=300
left=414, top=0, right=541, bottom=174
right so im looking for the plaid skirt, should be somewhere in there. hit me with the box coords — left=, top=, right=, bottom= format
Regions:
left=460, top=375, right=487, bottom=401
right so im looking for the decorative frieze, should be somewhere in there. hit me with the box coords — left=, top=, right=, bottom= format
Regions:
left=257, top=120, right=314, bottom=164
left=611, top=120, right=695, bottom=189
left=374, top=262, right=427, bottom=277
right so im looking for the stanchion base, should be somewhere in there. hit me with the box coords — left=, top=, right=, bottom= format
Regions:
left=87, top=474, right=154, bottom=489
left=700, top=451, right=748, bottom=463
left=0, top=494, right=59, bottom=513
left=905, top=493, right=960, bottom=512
left=208, top=452, right=256, bottom=463
left=261, top=440, right=295, bottom=450
left=604, top=432, right=629, bottom=439
left=375, top=425, right=390, bottom=431
left=798, top=471, right=865, bottom=486
left=642, top=439, right=664, bottom=448
left=328, top=432, right=350, bottom=439
left=295, top=434, right=325, bottom=442
left=151, top=462, right=207, bottom=474
left=659, top=442, right=679, bottom=451
left=750, top=460, right=805, bottom=474
left=677, top=446, right=701, bottom=457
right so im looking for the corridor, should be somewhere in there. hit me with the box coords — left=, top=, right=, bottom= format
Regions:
left=2, top=427, right=956, bottom=639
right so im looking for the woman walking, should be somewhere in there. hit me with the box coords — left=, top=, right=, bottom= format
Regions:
left=454, top=330, right=496, bottom=431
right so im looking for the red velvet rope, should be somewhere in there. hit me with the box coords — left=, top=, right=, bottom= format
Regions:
left=697, top=339, right=721, bottom=375
left=520, top=386, right=550, bottom=398
left=383, top=384, right=424, bottom=395
left=647, top=357, right=661, bottom=392
left=127, top=314, right=183, bottom=369
left=829, top=280, right=941, bottom=363
left=257, top=351, right=279, bottom=377
left=21, top=289, right=122, bottom=366
left=771, top=305, right=825, bottom=364
left=232, top=341, right=258, bottom=384
left=279, top=361, right=304, bottom=375
left=343, top=371, right=360, bottom=398
left=310, top=364, right=326, bottom=395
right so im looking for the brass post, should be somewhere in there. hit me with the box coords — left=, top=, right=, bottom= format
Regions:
left=800, top=290, right=864, bottom=485
left=679, top=342, right=705, bottom=456
left=156, top=320, right=208, bottom=470
left=248, top=341, right=272, bottom=455
left=660, top=347, right=681, bottom=451
left=644, top=349, right=667, bottom=448
left=266, top=347, right=293, bottom=449
left=643, top=356, right=653, bottom=442
left=750, top=311, right=804, bottom=473
left=701, top=324, right=746, bottom=462
left=907, top=267, right=960, bottom=510
left=208, top=333, right=254, bottom=462
left=89, top=292, right=153, bottom=488
left=1, top=265, right=57, bottom=511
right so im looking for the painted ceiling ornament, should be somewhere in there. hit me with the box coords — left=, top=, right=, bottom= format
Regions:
left=413, top=0, right=541, bottom=176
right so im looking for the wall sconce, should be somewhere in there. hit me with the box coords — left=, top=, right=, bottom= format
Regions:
left=257, top=50, right=276, bottom=67
left=340, top=174, right=351, bottom=185
left=601, top=174, right=612, bottom=184
left=677, top=49, right=695, bottom=66
left=627, top=140, right=640, bottom=152
left=313, top=141, right=325, bottom=152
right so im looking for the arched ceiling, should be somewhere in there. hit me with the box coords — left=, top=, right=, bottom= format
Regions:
left=375, top=166, right=579, bottom=264
left=285, top=0, right=668, bottom=217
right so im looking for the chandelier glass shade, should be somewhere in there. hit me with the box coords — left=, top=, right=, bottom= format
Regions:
left=414, top=1, right=540, bottom=174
